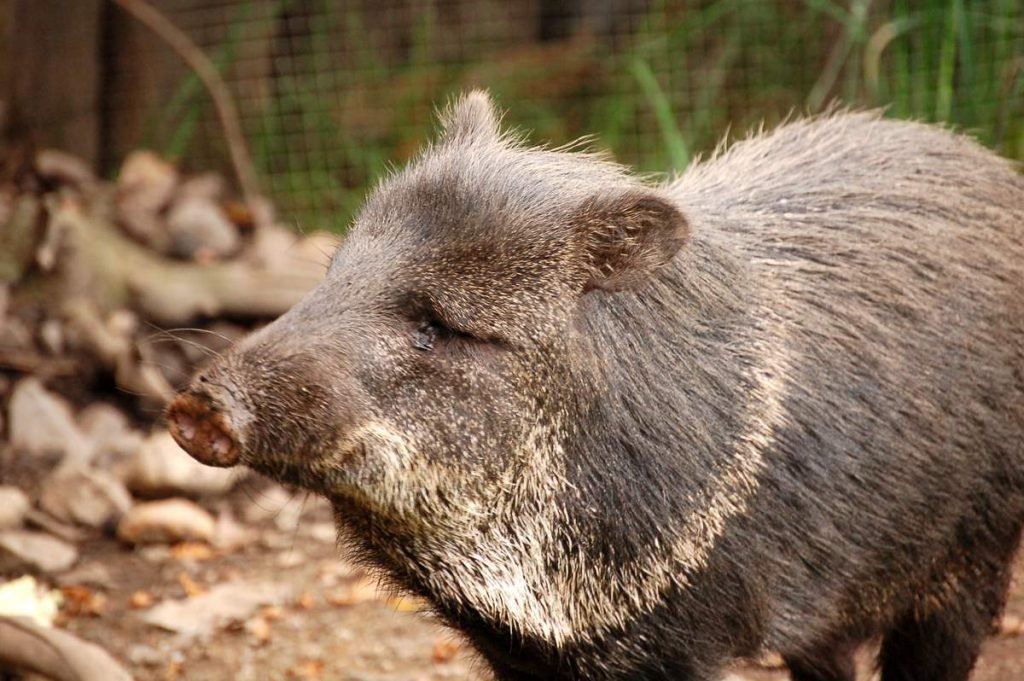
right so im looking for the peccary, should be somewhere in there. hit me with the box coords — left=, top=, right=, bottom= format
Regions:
left=167, top=92, right=1024, bottom=680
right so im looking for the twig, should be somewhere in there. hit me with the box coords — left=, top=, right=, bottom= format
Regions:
left=807, top=0, right=873, bottom=111
left=109, top=0, right=268, bottom=230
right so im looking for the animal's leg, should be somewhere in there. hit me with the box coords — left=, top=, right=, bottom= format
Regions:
left=879, top=542, right=1017, bottom=681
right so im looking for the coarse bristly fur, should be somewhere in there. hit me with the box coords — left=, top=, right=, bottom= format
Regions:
left=168, top=90, right=1024, bottom=681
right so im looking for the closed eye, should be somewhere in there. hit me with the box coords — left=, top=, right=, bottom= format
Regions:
left=412, top=317, right=475, bottom=352
left=403, top=292, right=506, bottom=352
left=413, top=320, right=442, bottom=351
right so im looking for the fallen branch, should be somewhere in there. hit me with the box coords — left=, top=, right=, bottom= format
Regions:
left=0, top=616, right=133, bottom=681
left=46, top=191, right=323, bottom=327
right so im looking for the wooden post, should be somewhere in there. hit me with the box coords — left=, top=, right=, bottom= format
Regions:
left=5, top=0, right=103, bottom=166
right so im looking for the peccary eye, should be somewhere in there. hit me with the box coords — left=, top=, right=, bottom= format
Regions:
left=413, top=321, right=441, bottom=351
left=412, top=317, right=477, bottom=352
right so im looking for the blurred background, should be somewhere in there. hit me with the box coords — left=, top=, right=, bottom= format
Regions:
left=5, top=0, right=1022, bottom=232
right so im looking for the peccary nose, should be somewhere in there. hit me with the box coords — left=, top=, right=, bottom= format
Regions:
left=166, top=391, right=241, bottom=467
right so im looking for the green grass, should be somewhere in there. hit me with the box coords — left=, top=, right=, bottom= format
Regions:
left=154, top=0, right=1023, bottom=233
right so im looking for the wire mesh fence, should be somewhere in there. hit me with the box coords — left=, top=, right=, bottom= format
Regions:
left=100, top=0, right=1023, bottom=232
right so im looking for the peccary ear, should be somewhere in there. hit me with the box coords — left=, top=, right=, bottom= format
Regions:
left=440, top=90, right=500, bottom=144
left=578, top=190, right=690, bottom=291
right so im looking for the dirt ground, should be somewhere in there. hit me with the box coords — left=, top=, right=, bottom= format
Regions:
left=39, top=479, right=1024, bottom=681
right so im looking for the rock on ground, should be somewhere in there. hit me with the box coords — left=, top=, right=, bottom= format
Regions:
left=120, top=430, right=239, bottom=498
left=0, top=487, right=30, bottom=529
left=39, top=467, right=133, bottom=528
left=116, top=150, right=178, bottom=249
left=8, top=377, right=88, bottom=462
left=116, top=498, right=215, bottom=545
left=78, top=403, right=145, bottom=468
left=166, top=196, right=240, bottom=259
left=0, top=530, right=78, bottom=573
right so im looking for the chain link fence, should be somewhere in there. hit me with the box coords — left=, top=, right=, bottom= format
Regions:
left=101, top=0, right=1023, bottom=232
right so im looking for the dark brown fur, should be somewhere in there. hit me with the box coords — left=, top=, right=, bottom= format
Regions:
left=168, top=93, right=1024, bottom=680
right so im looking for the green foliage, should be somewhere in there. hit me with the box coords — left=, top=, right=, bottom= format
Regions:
left=157, top=0, right=1023, bottom=233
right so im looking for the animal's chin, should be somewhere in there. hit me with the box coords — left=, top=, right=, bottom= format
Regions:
left=243, top=442, right=364, bottom=495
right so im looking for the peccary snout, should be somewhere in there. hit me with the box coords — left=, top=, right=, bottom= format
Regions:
left=166, top=379, right=241, bottom=468
left=168, top=329, right=361, bottom=490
